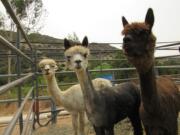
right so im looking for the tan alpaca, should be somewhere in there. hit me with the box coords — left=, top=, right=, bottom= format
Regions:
left=39, top=58, right=112, bottom=135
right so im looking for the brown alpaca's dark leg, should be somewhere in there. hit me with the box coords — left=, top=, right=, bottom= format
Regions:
left=144, top=126, right=150, bottom=135
left=144, top=119, right=178, bottom=135
left=175, top=119, right=178, bottom=135
left=128, top=113, right=143, bottom=135
left=93, top=126, right=105, bottom=135
left=105, top=126, right=114, bottom=135
left=171, top=118, right=178, bottom=135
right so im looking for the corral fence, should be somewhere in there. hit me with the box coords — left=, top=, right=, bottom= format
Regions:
left=0, top=1, right=180, bottom=135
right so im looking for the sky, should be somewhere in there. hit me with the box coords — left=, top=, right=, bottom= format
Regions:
left=41, top=0, right=180, bottom=56
left=0, top=0, right=180, bottom=56
left=40, top=0, right=180, bottom=42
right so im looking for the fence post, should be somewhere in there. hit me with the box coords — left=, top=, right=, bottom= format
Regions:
left=155, top=68, right=159, bottom=76
left=16, top=27, right=23, bottom=134
left=31, top=49, right=36, bottom=130
left=50, top=99, right=57, bottom=124
left=33, top=49, right=40, bottom=129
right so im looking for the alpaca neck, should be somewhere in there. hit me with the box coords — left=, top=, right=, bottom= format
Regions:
left=138, top=65, right=160, bottom=113
left=75, top=68, right=98, bottom=112
left=45, top=75, right=64, bottom=105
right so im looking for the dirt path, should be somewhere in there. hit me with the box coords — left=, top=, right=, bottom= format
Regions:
left=0, top=112, right=180, bottom=135
left=33, top=115, right=134, bottom=135
left=33, top=114, right=180, bottom=135
left=0, top=97, right=180, bottom=135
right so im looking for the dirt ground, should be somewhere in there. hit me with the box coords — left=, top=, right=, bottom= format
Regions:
left=0, top=90, right=180, bottom=135
left=33, top=114, right=180, bottom=135
left=0, top=107, right=180, bottom=135
left=0, top=113, right=179, bottom=135
left=33, top=115, right=135, bottom=135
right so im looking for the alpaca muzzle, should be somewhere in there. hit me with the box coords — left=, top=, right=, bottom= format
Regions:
left=75, top=60, right=82, bottom=69
left=44, top=68, right=50, bottom=75
left=123, top=35, right=134, bottom=55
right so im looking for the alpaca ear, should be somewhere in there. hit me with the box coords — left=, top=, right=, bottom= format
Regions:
left=82, top=36, right=88, bottom=47
left=64, top=38, right=71, bottom=50
left=145, top=8, right=154, bottom=30
left=122, top=16, right=129, bottom=27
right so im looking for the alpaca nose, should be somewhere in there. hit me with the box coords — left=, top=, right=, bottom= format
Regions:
left=75, top=60, right=82, bottom=64
left=45, top=68, right=49, bottom=71
left=123, top=35, right=132, bottom=44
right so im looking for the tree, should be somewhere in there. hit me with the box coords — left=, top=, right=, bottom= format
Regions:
left=0, top=14, right=5, bottom=29
left=0, top=0, right=46, bottom=84
left=8, top=0, right=46, bottom=33
left=67, top=32, right=80, bottom=42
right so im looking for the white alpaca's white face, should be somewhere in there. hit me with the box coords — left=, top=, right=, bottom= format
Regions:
left=39, top=59, right=58, bottom=78
left=64, top=37, right=90, bottom=71
left=64, top=46, right=89, bottom=71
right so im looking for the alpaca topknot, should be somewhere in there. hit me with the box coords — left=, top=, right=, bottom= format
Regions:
left=122, top=22, right=150, bottom=35
left=64, top=45, right=90, bottom=57
left=39, top=58, right=57, bottom=67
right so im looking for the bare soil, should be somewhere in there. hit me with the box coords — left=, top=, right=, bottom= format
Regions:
left=33, top=115, right=135, bottom=135
left=33, top=114, right=180, bottom=135
left=0, top=96, right=180, bottom=135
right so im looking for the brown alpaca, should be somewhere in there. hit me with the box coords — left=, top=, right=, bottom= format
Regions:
left=121, top=8, right=180, bottom=135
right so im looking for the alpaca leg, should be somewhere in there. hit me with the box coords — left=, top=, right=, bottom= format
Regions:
left=79, top=112, right=85, bottom=135
left=93, top=126, right=105, bottom=135
left=72, top=113, right=78, bottom=135
left=128, top=113, right=143, bottom=135
left=144, top=125, right=150, bottom=135
left=105, top=126, right=114, bottom=135
left=173, top=119, right=178, bottom=135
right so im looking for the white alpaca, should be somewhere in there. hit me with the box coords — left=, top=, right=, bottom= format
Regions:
left=39, top=58, right=112, bottom=135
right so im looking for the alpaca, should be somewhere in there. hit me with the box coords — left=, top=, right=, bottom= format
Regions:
left=39, top=58, right=112, bottom=135
left=121, top=8, right=180, bottom=135
left=64, top=37, right=143, bottom=135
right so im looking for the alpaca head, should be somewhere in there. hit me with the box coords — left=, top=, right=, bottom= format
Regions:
left=121, top=8, right=156, bottom=73
left=64, top=36, right=90, bottom=72
left=39, top=58, right=58, bottom=78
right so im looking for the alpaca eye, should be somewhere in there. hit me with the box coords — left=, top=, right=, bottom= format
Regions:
left=51, top=65, right=55, bottom=68
left=66, top=56, right=71, bottom=61
left=84, top=53, right=87, bottom=58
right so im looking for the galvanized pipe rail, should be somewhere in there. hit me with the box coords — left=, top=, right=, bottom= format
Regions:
left=0, top=35, right=33, bottom=62
left=37, top=76, right=180, bottom=88
left=3, top=87, right=34, bottom=135
left=9, top=40, right=180, bottom=45
left=35, top=57, right=180, bottom=63
left=0, top=73, right=34, bottom=95
left=0, top=73, right=28, bottom=78
left=36, top=65, right=180, bottom=75
left=0, top=96, right=51, bottom=104
left=21, top=99, right=35, bottom=135
left=156, top=42, right=180, bottom=49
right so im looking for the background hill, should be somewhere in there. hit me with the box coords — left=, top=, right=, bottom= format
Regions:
left=0, top=30, right=117, bottom=51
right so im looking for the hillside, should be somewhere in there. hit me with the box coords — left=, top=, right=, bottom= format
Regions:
left=0, top=30, right=118, bottom=51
